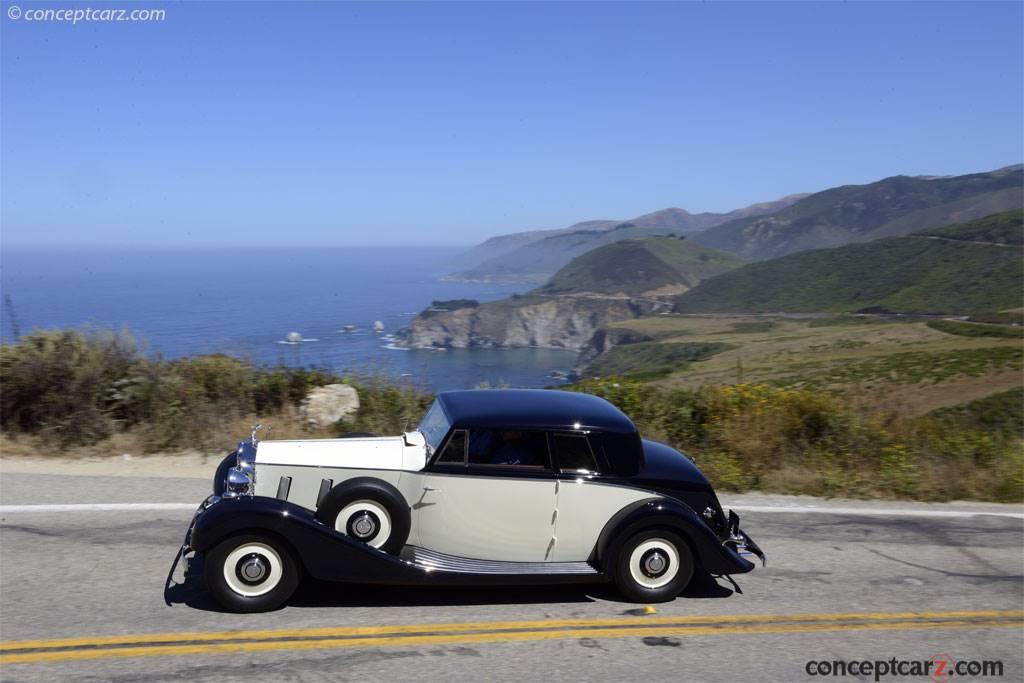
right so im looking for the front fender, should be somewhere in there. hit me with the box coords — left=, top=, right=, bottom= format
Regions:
left=188, top=496, right=424, bottom=583
left=594, top=498, right=754, bottom=575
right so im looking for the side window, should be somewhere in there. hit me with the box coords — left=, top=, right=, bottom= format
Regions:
left=435, top=429, right=467, bottom=465
left=550, top=433, right=599, bottom=474
left=467, top=429, right=551, bottom=469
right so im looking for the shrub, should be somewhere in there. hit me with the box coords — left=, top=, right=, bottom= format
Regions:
left=0, top=330, right=346, bottom=450
left=567, top=378, right=1023, bottom=502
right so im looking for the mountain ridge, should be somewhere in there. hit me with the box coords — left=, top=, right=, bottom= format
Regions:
left=447, top=194, right=807, bottom=283
left=675, top=210, right=1024, bottom=315
left=692, top=166, right=1023, bottom=260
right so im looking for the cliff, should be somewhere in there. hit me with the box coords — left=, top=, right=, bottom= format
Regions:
left=395, top=294, right=668, bottom=351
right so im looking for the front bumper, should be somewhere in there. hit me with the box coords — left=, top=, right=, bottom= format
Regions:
left=725, top=509, right=766, bottom=567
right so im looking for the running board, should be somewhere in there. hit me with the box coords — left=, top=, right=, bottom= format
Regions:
left=406, top=546, right=600, bottom=576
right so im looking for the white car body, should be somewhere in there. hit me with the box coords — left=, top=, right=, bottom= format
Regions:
left=253, top=432, right=652, bottom=562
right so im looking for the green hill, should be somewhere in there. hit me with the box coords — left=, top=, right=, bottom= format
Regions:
left=693, top=166, right=1023, bottom=260
left=675, top=210, right=1023, bottom=315
left=539, top=236, right=745, bottom=296
left=915, top=209, right=1024, bottom=245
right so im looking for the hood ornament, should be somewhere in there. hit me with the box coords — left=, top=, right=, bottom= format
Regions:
left=251, top=423, right=264, bottom=444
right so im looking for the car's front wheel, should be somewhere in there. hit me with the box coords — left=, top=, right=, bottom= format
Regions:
left=204, top=533, right=300, bottom=612
left=613, top=529, right=694, bottom=603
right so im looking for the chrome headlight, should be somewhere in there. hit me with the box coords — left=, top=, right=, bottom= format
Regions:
left=223, top=466, right=252, bottom=498
left=235, top=439, right=257, bottom=476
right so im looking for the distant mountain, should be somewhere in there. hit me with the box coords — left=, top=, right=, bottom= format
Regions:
left=692, top=166, right=1023, bottom=260
left=540, top=236, right=745, bottom=297
left=449, top=194, right=807, bottom=283
left=675, top=210, right=1024, bottom=316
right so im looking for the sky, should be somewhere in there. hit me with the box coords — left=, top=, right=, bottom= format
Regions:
left=1, top=1, right=1022, bottom=247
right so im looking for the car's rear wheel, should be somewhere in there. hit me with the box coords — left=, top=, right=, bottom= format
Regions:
left=613, top=529, right=694, bottom=603
left=315, top=478, right=410, bottom=555
left=204, top=533, right=299, bottom=612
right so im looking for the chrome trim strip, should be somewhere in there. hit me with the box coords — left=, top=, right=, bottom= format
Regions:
left=409, top=546, right=599, bottom=575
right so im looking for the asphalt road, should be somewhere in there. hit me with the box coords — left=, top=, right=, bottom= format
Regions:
left=1, top=473, right=1022, bottom=682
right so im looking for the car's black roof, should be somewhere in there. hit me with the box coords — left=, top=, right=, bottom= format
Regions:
left=435, top=389, right=636, bottom=434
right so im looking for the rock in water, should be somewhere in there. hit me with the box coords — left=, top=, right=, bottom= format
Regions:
left=301, top=384, right=360, bottom=427
left=373, top=320, right=385, bottom=333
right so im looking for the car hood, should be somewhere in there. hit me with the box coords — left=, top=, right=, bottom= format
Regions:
left=637, top=438, right=710, bottom=488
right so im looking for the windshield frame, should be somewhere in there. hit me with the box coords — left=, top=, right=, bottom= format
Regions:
left=416, top=399, right=451, bottom=456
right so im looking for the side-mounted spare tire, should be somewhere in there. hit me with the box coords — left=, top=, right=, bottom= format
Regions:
left=315, top=477, right=411, bottom=555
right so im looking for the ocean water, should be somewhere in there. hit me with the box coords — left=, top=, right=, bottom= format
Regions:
left=0, top=247, right=576, bottom=392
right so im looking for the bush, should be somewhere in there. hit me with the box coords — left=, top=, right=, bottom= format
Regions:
left=0, top=330, right=348, bottom=450
left=567, top=378, right=1023, bottom=502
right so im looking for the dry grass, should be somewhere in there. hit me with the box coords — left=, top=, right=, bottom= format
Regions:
left=607, top=315, right=1023, bottom=416
left=0, top=408, right=338, bottom=460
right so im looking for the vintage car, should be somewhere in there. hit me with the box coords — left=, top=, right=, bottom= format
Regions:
left=172, top=389, right=764, bottom=612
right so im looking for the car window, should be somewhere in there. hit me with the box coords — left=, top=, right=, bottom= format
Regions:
left=435, top=429, right=467, bottom=465
left=467, top=429, right=550, bottom=469
left=551, top=433, right=599, bottom=473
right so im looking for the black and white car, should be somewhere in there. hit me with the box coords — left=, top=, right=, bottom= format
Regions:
left=173, top=389, right=764, bottom=612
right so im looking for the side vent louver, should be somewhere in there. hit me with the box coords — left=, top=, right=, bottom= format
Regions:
left=316, top=478, right=334, bottom=507
left=276, top=476, right=292, bottom=501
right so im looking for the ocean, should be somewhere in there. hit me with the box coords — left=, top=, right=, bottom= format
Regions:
left=0, top=246, right=576, bottom=392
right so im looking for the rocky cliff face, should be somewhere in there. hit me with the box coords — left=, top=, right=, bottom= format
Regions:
left=396, top=295, right=668, bottom=351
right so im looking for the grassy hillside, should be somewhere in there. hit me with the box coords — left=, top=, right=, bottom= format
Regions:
left=583, top=341, right=733, bottom=379
left=674, top=210, right=1023, bottom=315
left=539, top=236, right=745, bottom=296
left=590, top=314, right=1024, bottom=416
left=693, top=166, right=1023, bottom=259
left=915, top=208, right=1024, bottom=244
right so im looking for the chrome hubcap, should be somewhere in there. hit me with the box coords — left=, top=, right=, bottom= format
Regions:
left=644, top=552, right=667, bottom=576
left=351, top=513, right=376, bottom=539
left=237, top=553, right=268, bottom=584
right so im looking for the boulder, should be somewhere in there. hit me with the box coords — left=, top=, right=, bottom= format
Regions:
left=301, top=384, right=360, bottom=427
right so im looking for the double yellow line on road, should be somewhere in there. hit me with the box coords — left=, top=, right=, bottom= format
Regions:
left=2, top=610, right=1021, bottom=665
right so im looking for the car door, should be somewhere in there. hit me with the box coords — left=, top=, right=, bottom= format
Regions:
left=413, top=428, right=557, bottom=562
left=549, top=432, right=653, bottom=562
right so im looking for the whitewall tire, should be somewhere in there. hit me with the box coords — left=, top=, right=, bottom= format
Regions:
left=222, top=542, right=284, bottom=597
left=205, top=534, right=300, bottom=612
left=315, top=477, right=411, bottom=555
left=614, top=529, right=694, bottom=603
left=628, top=538, right=681, bottom=589
left=336, top=500, right=393, bottom=549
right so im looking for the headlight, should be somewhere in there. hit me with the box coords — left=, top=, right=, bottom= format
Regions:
left=223, top=467, right=252, bottom=498
left=236, top=440, right=256, bottom=475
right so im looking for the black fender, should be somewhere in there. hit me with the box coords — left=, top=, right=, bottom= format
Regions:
left=594, top=497, right=754, bottom=575
left=189, top=496, right=424, bottom=583
left=211, top=452, right=236, bottom=497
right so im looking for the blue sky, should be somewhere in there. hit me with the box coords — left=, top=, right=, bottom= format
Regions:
left=1, top=1, right=1022, bottom=247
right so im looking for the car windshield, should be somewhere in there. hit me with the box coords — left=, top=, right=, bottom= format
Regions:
left=417, top=400, right=451, bottom=454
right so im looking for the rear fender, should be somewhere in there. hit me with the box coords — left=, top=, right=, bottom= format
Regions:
left=594, top=498, right=754, bottom=575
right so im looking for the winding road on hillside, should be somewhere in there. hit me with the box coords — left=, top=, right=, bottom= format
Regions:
left=1, top=471, right=1022, bottom=682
